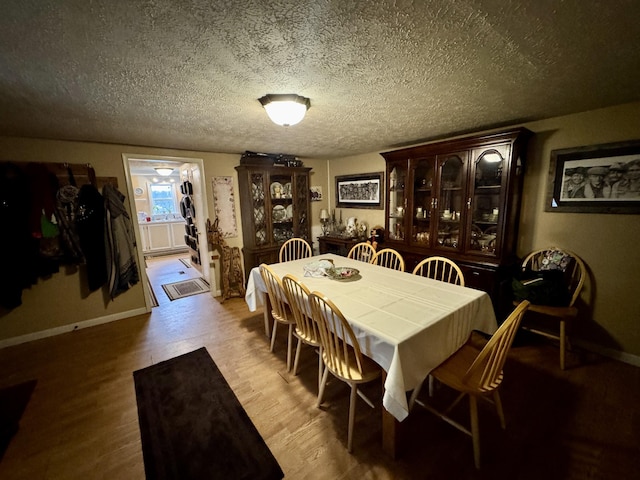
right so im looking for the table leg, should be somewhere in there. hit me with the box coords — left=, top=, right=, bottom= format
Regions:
left=381, top=372, right=404, bottom=459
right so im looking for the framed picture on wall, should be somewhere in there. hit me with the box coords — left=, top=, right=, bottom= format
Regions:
left=335, top=172, right=384, bottom=209
left=546, top=139, right=640, bottom=214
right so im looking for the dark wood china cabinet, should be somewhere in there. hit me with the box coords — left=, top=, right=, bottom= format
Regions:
left=381, top=128, right=532, bottom=318
left=235, top=162, right=312, bottom=279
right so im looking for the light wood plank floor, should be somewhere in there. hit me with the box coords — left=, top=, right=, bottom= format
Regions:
left=0, top=255, right=639, bottom=479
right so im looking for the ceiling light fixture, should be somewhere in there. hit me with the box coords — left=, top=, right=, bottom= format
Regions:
left=258, top=94, right=310, bottom=127
left=154, top=167, right=174, bottom=176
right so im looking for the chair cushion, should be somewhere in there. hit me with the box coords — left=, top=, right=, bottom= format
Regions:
left=539, top=250, right=572, bottom=272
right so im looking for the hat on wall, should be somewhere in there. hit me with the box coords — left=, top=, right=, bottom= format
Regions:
left=609, top=162, right=627, bottom=171
left=587, top=166, right=608, bottom=176
left=567, top=167, right=587, bottom=176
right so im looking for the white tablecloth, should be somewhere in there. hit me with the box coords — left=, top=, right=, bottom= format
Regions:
left=245, top=253, right=497, bottom=421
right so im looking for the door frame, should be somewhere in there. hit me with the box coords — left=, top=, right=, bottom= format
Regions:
left=122, top=153, right=209, bottom=310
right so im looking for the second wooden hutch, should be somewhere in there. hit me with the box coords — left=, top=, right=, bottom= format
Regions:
left=380, top=128, right=532, bottom=317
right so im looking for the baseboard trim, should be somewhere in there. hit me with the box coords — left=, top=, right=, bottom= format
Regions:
left=573, top=338, right=640, bottom=367
left=0, top=307, right=149, bottom=350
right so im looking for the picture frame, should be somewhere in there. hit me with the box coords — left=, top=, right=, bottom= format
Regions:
left=546, top=140, right=640, bottom=214
left=310, top=186, right=323, bottom=201
left=335, top=172, right=384, bottom=209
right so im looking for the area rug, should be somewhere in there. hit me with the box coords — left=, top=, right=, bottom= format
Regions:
left=0, top=379, right=37, bottom=460
left=133, top=348, right=283, bottom=480
left=161, top=277, right=209, bottom=301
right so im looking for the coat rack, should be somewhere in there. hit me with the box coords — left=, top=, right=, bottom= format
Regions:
left=51, top=162, right=118, bottom=189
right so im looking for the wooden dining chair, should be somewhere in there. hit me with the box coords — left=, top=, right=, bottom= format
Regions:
left=279, top=237, right=312, bottom=263
left=414, top=300, right=530, bottom=469
left=347, top=242, right=376, bottom=263
left=516, top=247, right=586, bottom=369
left=308, top=291, right=381, bottom=453
left=259, top=264, right=296, bottom=371
left=372, top=248, right=405, bottom=272
left=412, top=256, right=465, bottom=286
left=282, top=274, right=323, bottom=392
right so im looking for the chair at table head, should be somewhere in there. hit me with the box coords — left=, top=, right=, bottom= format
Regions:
left=347, top=242, right=376, bottom=263
left=415, top=300, right=530, bottom=469
left=259, top=264, right=296, bottom=371
left=412, top=256, right=465, bottom=286
left=279, top=238, right=312, bottom=263
left=308, top=291, right=381, bottom=452
left=282, top=274, right=323, bottom=384
left=372, top=248, right=405, bottom=272
left=516, top=247, right=586, bottom=369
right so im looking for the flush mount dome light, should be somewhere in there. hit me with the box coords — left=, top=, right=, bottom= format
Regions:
left=154, top=167, right=174, bottom=176
left=258, top=94, right=310, bottom=126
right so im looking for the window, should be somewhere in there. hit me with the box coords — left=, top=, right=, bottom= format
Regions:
left=149, top=183, right=178, bottom=215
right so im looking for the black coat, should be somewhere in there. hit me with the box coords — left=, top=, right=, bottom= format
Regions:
left=76, top=184, right=107, bottom=292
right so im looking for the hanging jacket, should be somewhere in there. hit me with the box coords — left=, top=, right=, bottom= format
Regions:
left=55, top=184, right=85, bottom=264
left=0, top=163, right=33, bottom=309
left=76, top=184, right=107, bottom=292
left=103, top=183, right=139, bottom=298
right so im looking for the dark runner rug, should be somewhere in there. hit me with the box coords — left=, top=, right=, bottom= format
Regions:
left=0, top=379, right=37, bottom=460
left=133, top=347, right=284, bottom=480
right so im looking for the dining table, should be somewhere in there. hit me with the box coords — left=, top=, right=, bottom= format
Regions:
left=244, top=253, right=497, bottom=457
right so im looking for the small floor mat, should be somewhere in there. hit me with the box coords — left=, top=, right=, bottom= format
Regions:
left=178, top=258, right=192, bottom=268
left=161, top=277, right=209, bottom=301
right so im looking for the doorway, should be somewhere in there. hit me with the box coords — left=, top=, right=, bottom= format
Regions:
left=122, top=153, right=211, bottom=310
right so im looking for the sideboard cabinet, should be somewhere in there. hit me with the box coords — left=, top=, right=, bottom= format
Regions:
left=235, top=163, right=312, bottom=279
left=380, top=128, right=532, bottom=317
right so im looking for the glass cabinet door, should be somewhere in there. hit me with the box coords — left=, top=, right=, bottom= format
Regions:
left=434, top=152, right=467, bottom=252
left=468, top=145, right=509, bottom=256
left=269, top=172, right=294, bottom=245
left=411, top=158, right=435, bottom=246
left=250, top=172, right=268, bottom=246
left=293, top=173, right=310, bottom=241
left=387, top=163, right=407, bottom=241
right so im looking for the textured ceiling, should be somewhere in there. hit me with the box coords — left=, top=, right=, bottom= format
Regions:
left=1, top=0, right=640, bottom=159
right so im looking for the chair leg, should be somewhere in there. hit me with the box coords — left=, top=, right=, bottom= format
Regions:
left=493, top=390, right=506, bottom=429
left=408, top=379, right=423, bottom=411
left=293, top=337, right=303, bottom=375
left=286, top=324, right=294, bottom=371
left=317, top=366, right=329, bottom=407
left=269, top=321, right=278, bottom=352
left=317, top=347, right=324, bottom=393
left=559, top=319, right=566, bottom=370
left=348, top=383, right=358, bottom=453
left=469, top=395, right=481, bottom=469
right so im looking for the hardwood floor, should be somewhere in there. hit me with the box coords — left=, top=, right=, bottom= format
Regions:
left=0, top=255, right=639, bottom=479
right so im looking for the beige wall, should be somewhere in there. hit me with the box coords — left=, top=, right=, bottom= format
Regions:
left=0, top=138, right=329, bottom=345
left=326, top=101, right=640, bottom=361
left=327, top=153, right=387, bottom=233
left=519, top=102, right=640, bottom=361
left=1, top=100, right=639, bottom=361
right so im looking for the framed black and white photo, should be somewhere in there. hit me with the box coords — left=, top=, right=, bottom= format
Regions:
left=546, top=140, right=640, bottom=214
left=310, top=186, right=323, bottom=201
left=335, top=172, right=384, bottom=209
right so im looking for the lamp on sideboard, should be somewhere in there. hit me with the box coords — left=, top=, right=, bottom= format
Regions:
left=320, top=209, right=330, bottom=236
